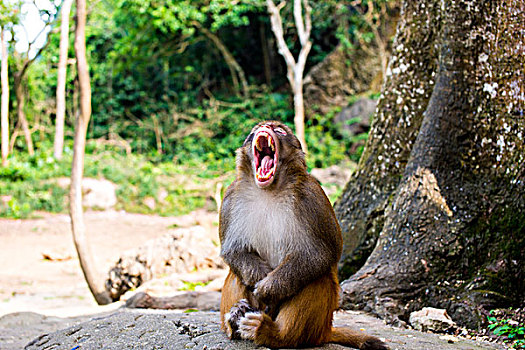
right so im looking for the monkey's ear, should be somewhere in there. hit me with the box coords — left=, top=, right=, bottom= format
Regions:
left=243, top=133, right=254, bottom=147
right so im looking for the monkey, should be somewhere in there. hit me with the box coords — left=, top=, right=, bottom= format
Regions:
left=218, top=120, right=388, bottom=349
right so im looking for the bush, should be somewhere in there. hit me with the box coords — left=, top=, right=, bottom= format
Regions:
left=1, top=88, right=369, bottom=219
left=487, top=309, right=525, bottom=349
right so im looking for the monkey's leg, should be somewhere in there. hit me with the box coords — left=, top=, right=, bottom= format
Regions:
left=239, top=272, right=339, bottom=348
left=220, top=270, right=258, bottom=339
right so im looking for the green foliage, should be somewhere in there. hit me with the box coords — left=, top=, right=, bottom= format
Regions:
left=1, top=0, right=387, bottom=219
left=183, top=308, right=199, bottom=313
left=331, top=0, right=398, bottom=51
left=0, top=149, right=72, bottom=218
left=305, top=102, right=369, bottom=169
left=487, top=310, right=525, bottom=349
left=306, top=112, right=350, bottom=169
left=179, top=280, right=210, bottom=291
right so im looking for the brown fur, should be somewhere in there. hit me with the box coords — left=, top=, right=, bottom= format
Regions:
left=219, top=121, right=388, bottom=349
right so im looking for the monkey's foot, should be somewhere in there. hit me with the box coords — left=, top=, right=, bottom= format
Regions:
left=239, top=312, right=263, bottom=340
left=224, top=299, right=255, bottom=339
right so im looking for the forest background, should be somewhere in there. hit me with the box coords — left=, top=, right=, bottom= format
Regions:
left=0, top=0, right=395, bottom=219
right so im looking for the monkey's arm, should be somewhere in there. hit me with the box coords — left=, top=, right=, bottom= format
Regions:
left=253, top=240, right=336, bottom=305
left=221, top=248, right=273, bottom=287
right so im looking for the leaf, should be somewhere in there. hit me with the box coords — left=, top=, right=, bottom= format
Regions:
left=184, top=308, right=199, bottom=313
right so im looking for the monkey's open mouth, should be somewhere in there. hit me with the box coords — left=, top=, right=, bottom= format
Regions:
left=253, top=127, right=278, bottom=188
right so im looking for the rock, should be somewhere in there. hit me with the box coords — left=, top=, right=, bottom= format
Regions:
left=119, top=269, right=227, bottom=301
left=81, top=178, right=118, bottom=209
left=311, top=165, right=353, bottom=187
left=440, top=334, right=459, bottom=343
left=409, top=307, right=457, bottom=332
left=0, top=312, right=94, bottom=350
left=23, top=310, right=246, bottom=350
left=125, top=291, right=221, bottom=311
left=304, top=44, right=382, bottom=115
left=21, top=310, right=504, bottom=350
left=41, top=250, right=72, bottom=261
left=105, top=226, right=225, bottom=301
left=0, top=195, right=12, bottom=206
left=144, top=196, right=156, bottom=210
left=335, top=98, right=377, bottom=135
left=56, top=177, right=117, bottom=209
left=158, top=188, right=169, bottom=203
left=310, top=165, right=355, bottom=198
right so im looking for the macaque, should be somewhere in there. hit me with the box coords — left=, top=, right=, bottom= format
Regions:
left=219, top=120, right=388, bottom=349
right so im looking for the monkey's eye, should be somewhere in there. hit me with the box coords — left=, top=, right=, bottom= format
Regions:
left=274, top=127, right=287, bottom=136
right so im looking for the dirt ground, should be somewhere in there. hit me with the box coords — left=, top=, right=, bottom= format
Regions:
left=0, top=210, right=217, bottom=318
left=0, top=210, right=509, bottom=350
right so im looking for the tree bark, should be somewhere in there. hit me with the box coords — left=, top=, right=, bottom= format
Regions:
left=1, top=28, right=8, bottom=167
left=70, top=0, right=111, bottom=305
left=267, top=0, right=311, bottom=153
left=335, top=0, right=440, bottom=278
left=337, top=0, right=525, bottom=329
left=53, top=0, right=73, bottom=160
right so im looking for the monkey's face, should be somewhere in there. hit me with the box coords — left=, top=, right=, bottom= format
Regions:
left=242, top=121, right=302, bottom=189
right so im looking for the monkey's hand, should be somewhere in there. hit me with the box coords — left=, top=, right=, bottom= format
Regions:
left=253, top=246, right=337, bottom=306
left=253, top=274, right=282, bottom=306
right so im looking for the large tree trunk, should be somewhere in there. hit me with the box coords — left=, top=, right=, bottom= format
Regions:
left=1, top=28, right=8, bottom=167
left=53, top=0, right=73, bottom=160
left=70, top=0, right=111, bottom=305
left=335, top=0, right=439, bottom=279
left=336, top=0, right=524, bottom=329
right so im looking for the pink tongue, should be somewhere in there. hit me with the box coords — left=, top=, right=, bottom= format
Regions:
left=261, top=155, right=274, bottom=175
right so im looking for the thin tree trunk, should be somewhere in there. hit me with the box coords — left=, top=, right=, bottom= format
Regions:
left=1, top=28, right=9, bottom=167
left=14, top=74, right=34, bottom=156
left=293, top=87, right=306, bottom=154
left=259, top=21, right=272, bottom=86
left=267, top=0, right=311, bottom=153
left=151, top=114, right=163, bottom=154
left=70, top=0, right=111, bottom=305
left=338, top=0, right=525, bottom=329
left=54, top=0, right=74, bottom=160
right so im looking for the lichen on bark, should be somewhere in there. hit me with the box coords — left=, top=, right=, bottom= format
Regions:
left=334, top=0, right=441, bottom=279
